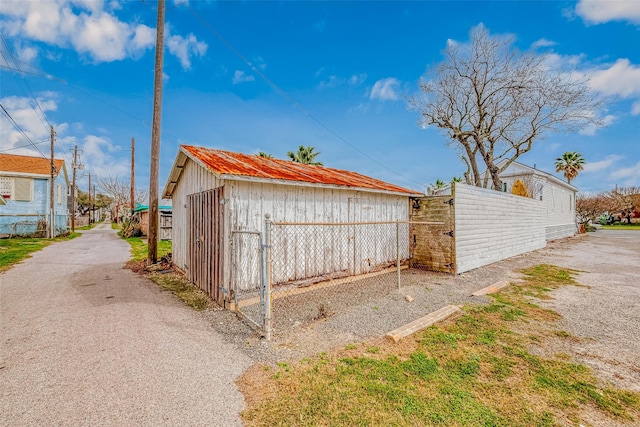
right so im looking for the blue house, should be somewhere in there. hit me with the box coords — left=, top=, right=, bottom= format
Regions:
left=0, top=153, right=69, bottom=237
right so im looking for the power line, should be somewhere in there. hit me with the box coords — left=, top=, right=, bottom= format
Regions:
left=0, top=103, right=47, bottom=158
left=183, top=4, right=425, bottom=190
left=0, top=33, right=53, bottom=131
left=0, top=138, right=49, bottom=153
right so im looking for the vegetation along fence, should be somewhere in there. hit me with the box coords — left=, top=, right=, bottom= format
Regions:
left=231, top=216, right=446, bottom=340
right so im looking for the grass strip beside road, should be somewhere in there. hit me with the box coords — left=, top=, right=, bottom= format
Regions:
left=115, top=227, right=210, bottom=311
left=601, top=223, right=640, bottom=230
left=0, top=233, right=80, bottom=273
left=125, top=237, right=172, bottom=262
left=240, top=264, right=640, bottom=427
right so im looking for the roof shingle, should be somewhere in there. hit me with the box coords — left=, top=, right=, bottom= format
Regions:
left=0, top=153, right=65, bottom=176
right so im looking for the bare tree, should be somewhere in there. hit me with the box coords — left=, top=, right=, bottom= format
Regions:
left=576, top=193, right=608, bottom=224
left=411, top=25, right=604, bottom=191
left=518, top=174, right=545, bottom=200
left=98, top=176, right=147, bottom=214
left=607, top=186, right=640, bottom=224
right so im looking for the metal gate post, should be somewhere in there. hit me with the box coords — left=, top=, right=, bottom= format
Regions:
left=263, top=214, right=272, bottom=341
left=396, top=220, right=401, bottom=290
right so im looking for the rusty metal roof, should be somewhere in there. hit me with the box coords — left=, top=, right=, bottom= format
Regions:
left=0, top=153, right=65, bottom=177
left=173, top=145, right=419, bottom=196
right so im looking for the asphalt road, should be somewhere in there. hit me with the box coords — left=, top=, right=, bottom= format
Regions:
left=1, top=223, right=251, bottom=426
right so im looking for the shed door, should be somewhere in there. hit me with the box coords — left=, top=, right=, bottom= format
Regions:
left=187, top=187, right=224, bottom=301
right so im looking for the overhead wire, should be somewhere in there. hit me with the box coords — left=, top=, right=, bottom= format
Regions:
left=0, top=36, right=72, bottom=168
left=0, top=103, right=47, bottom=158
left=183, top=3, right=426, bottom=190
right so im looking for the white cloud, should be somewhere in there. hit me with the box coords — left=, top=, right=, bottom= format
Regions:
left=348, top=73, right=367, bottom=86
left=232, top=70, right=255, bottom=84
left=579, top=114, right=616, bottom=135
left=318, top=75, right=342, bottom=89
left=0, top=95, right=58, bottom=153
left=582, top=154, right=623, bottom=173
left=0, top=0, right=205, bottom=67
left=318, top=73, right=367, bottom=90
left=609, top=161, right=640, bottom=186
left=589, top=59, right=640, bottom=98
left=370, top=78, right=400, bottom=101
left=575, top=0, right=640, bottom=24
left=632, top=101, right=640, bottom=116
left=531, top=38, right=556, bottom=49
left=166, top=26, right=208, bottom=70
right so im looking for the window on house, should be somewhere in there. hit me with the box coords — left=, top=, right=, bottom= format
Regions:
left=14, top=178, right=33, bottom=201
left=502, top=182, right=507, bottom=192
left=0, top=177, right=11, bottom=200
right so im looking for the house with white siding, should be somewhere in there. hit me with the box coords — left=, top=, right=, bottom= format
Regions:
left=497, top=161, right=578, bottom=241
left=0, top=153, right=69, bottom=237
left=162, top=145, right=421, bottom=304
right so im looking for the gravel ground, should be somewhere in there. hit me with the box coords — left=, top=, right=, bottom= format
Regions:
left=1, top=223, right=251, bottom=426
left=206, top=230, right=640, bottom=397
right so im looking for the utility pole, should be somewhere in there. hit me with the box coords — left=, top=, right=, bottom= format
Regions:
left=148, top=0, right=165, bottom=265
left=131, top=137, right=135, bottom=215
left=71, top=145, right=78, bottom=232
left=88, top=172, right=92, bottom=225
left=49, top=125, right=55, bottom=238
left=93, top=184, right=96, bottom=223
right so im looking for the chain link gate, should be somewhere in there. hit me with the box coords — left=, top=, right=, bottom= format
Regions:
left=231, top=230, right=265, bottom=332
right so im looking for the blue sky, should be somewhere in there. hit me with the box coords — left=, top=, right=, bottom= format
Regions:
left=1, top=0, right=639, bottom=196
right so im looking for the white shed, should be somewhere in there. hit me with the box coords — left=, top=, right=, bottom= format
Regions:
left=497, top=161, right=578, bottom=240
left=162, top=145, right=421, bottom=305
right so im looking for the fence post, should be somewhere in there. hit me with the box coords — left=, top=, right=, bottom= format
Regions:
left=396, top=220, right=400, bottom=290
left=263, top=214, right=272, bottom=341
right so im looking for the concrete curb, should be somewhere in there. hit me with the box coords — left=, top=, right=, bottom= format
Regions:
left=385, top=305, right=461, bottom=343
left=471, top=280, right=510, bottom=296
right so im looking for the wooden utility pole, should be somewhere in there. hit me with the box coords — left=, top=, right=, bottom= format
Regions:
left=131, top=137, right=135, bottom=214
left=148, top=0, right=165, bottom=265
left=88, top=172, right=92, bottom=225
left=93, top=184, right=96, bottom=223
left=49, top=125, right=55, bottom=238
left=71, top=145, right=78, bottom=232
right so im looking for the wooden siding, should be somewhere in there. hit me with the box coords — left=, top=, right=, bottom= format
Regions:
left=228, top=180, right=410, bottom=286
left=170, top=159, right=224, bottom=272
left=0, top=175, right=68, bottom=236
left=188, top=188, right=224, bottom=302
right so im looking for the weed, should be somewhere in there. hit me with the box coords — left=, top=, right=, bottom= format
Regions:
left=241, top=264, right=640, bottom=426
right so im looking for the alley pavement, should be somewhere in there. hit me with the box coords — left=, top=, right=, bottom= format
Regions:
left=1, top=223, right=251, bottom=426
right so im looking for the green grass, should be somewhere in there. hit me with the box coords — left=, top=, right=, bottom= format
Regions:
left=601, top=223, right=640, bottom=230
left=75, top=221, right=99, bottom=230
left=0, top=233, right=80, bottom=272
left=241, top=264, right=640, bottom=427
left=124, top=237, right=171, bottom=262
left=149, top=272, right=210, bottom=311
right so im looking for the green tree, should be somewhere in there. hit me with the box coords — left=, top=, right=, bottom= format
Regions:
left=555, top=151, right=585, bottom=184
left=76, top=189, right=112, bottom=215
left=257, top=152, right=273, bottom=158
left=287, top=145, right=323, bottom=166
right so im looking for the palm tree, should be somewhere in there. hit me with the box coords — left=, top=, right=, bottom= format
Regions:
left=555, top=151, right=585, bottom=184
left=287, top=145, right=323, bottom=166
left=257, top=151, right=273, bottom=158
